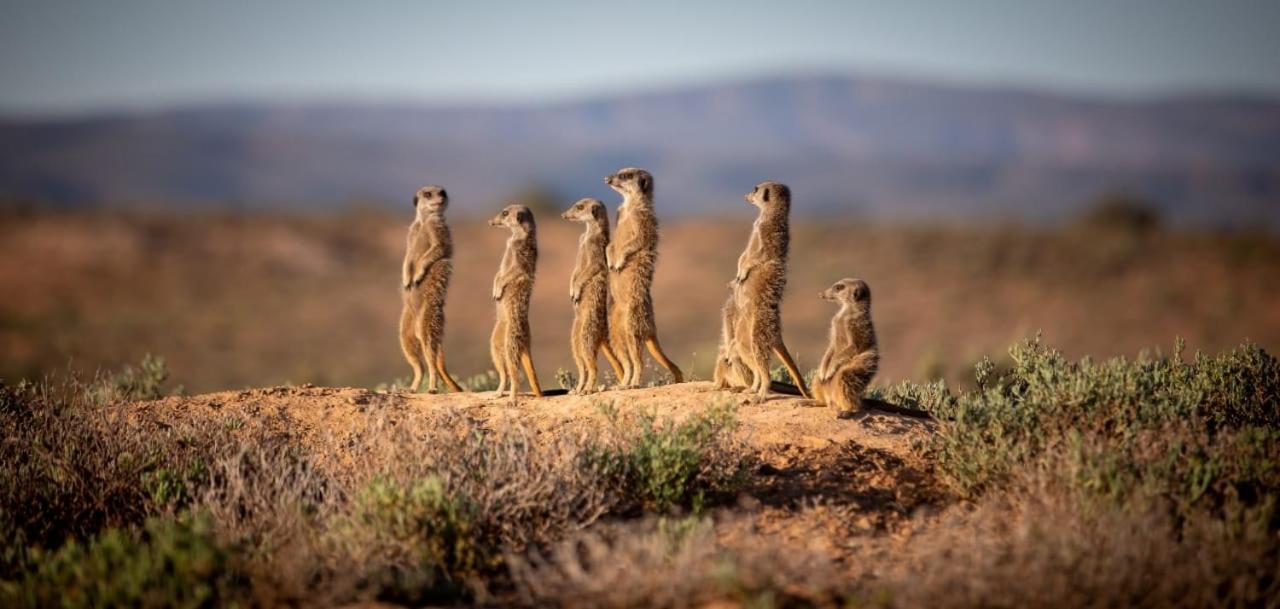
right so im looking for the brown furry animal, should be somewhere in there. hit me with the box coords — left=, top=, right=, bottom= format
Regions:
left=488, top=204, right=544, bottom=401
left=562, top=198, right=626, bottom=393
left=399, top=185, right=464, bottom=393
left=813, top=278, right=880, bottom=417
left=605, top=167, right=684, bottom=387
left=722, top=181, right=810, bottom=398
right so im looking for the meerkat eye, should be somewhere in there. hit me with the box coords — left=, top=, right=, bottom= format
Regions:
left=502, top=210, right=509, bottom=217
left=835, top=284, right=845, bottom=291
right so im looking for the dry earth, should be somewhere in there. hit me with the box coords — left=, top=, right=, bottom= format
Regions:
left=130, top=382, right=943, bottom=584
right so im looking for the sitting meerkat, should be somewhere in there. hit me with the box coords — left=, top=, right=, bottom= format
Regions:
left=399, top=185, right=464, bottom=393
left=813, top=278, right=880, bottom=418
left=488, top=204, right=544, bottom=401
left=562, top=198, right=626, bottom=393
left=723, top=181, right=811, bottom=398
left=605, top=167, right=684, bottom=388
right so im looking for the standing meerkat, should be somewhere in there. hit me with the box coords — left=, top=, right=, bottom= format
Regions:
left=723, top=181, right=811, bottom=398
left=814, top=278, right=879, bottom=418
left=605, top=167, right=684, bottom=388
left=488, top=204, right=544, bottom=401
left=562, top=198, right=626, bottom=393
left=399, top=185, right=464, bottom=393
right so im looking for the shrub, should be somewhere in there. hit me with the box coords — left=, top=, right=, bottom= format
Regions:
left=0, top=515, right=248, bottom=609
left=583, top=401, right=751, bottom=512
left=90, top=354, right=177, bottom=405
left=923, top=337, right=1280, bottom=512
left=0, top=369, right=235, bottom=577
left=511, top=517, right=847, bottom=609
left=344, top=477, right=481, bottom=602
left=870, top=483, right=1280, bottom=609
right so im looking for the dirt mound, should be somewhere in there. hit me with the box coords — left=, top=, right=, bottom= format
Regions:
left=132, top=381, right=932, bottom=464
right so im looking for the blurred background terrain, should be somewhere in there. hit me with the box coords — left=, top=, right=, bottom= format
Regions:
left=2, top=1, right=1278, bottom=392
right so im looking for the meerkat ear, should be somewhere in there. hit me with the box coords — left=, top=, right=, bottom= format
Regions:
left=439, top=188, right=447, bottom=201
left=592, top=203, right=606, bottom=221
left=518, top=208, right=532, bottom=223
left=411, top=194, right=418, bottom=208
left=762, top=187, right=770, bottom=202
left=638, top=173, right=651, bottom=194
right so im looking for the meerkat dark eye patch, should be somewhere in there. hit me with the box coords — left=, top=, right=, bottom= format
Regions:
left=835, top=284, right=844, bottom=291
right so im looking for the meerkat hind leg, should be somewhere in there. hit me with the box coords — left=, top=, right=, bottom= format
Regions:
left=582, top=348, right=598, bottom=394
left=399, top=311, right=425, bottom=392
left=644, top=337, right=684, bottom=383
left=490, top=319, right=508, bottom=396
left=601, top=341, right=625, bottom=384
left=622, top=337, right=643, bottom=388
left=423, top=344, right=439, bottom=393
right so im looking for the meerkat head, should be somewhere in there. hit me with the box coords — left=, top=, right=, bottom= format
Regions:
left=414, top=185, right=448, bottom=216
left=489, top=203, right=535, bottom=232
left=745, top=181, right=790, bottom=211
left=821, top=278, right=871, bottom=308
left=604, top=167, right=653, bottom=200
left=561, top=197, right=608, bottom=224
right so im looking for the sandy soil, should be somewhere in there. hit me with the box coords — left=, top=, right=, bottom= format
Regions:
left=129, top=381, right=943, bottom=586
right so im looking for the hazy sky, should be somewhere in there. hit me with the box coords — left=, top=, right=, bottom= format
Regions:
left=2, top=0, right=1278, bottom=114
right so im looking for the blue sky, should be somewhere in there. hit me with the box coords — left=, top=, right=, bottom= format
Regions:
left=2, top=0, right=1278, bottom=114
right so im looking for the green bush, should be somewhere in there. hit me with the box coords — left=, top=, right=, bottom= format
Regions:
left=351, top=476, right=484, bottom=602
left=0, top=515, right=247, bottom=609
left=91, top=354, right=177, bottom=405
left=585, top=402, right=750, bottom=512
left=921, top=337, right=1280, bottom=512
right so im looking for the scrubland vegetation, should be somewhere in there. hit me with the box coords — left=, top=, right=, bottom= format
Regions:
left=2, top=336, right=1276, bottom=607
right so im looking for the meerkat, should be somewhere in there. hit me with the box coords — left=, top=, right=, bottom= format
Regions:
left=605, top=167, right=684, bottom=388
left=723, top=181, right=811, bottom=398
left=712, top=285, right=806, bottom=395
left=399, top=185, right=464, bottom=393
left=813, top=278, right=879, bottom=417
left=488, top=204, right=544, bottom=401
left=562, top=198, right=626, bottom=393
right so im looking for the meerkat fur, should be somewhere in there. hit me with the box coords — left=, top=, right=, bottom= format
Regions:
left=605, top=167, right=684, bottom=387
left=562, top=198, right=626, bottom=393
left=814, top=278, right=880, bottom=416
left=726, top=181, right=811, bottom=398
left=488, top=204, right=543, bottom=402
left=398, top=185, right=464, bottom=393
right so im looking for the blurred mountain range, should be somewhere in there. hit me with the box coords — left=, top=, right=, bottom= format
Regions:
left=1, top=74, right=1278, bottom=224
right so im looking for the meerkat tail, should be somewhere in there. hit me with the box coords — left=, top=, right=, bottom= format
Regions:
left=435, top=350, right=464, bottom=393
left=644, top=337, right=684, bottom=383
left=772, top=344, right=812, bottom=399
left=601, top=341, right=625, bottom=380
left=520, top=350, right=543, bottom=397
